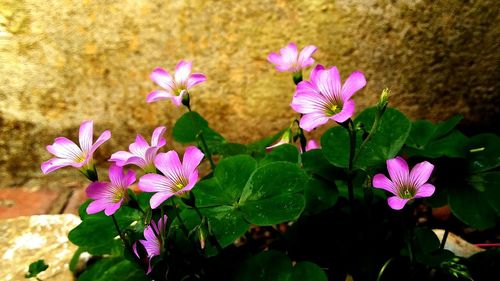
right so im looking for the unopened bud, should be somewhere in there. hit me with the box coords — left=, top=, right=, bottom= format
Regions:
left=198, top=226, right=207, bottom=250
left=378, top=88, right=390, bottom=111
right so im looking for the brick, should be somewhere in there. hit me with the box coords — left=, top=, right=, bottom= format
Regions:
left=0, top=188, right=60, bottom=219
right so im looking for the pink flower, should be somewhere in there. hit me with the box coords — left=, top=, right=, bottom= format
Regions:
left=268, top=42, right=317, bottom=72
left=138, top=146, right=204, bottom=209
left=305, top=139, right=320, bottom=151
left=109, top=126, right=166, bottom=173
left=147, top=60, right=206, bottom=106
left=85, top=164, right=136, bottom=216
left=373, top=157, right=435, bottom=210
left=290, top=65, right=366, bottom=132
left=133, top=215, right=167, bottom=274
left=41, top=120, right=111, bottom=174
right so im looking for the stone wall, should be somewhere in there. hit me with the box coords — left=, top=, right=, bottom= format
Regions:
left=1, top=0, right=499, bottom=186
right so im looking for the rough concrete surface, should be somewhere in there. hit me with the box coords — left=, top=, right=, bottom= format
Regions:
left=0, top=0, right=499, bottom=186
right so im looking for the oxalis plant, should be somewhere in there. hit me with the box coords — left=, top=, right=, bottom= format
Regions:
left=32, top=43, right=499, bottom=281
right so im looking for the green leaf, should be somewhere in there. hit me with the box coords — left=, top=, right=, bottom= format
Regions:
left=467, top=133, right=500, bottom=173
left=432, top=115, right=463, bottom=139
left=301, top=149, right=344, bottom=181
left=218, top=142, right=248, bottom=157
left=77, top=257, right=148, bottom=281
left=69, top=248, right=84, bottom=273
left=354, top=107, right=411, bottom=168
left=69, top=206, right=142, bottom=255
left=469, top=172, right=500, bottom=215
left=405, top=130, right=467, bottom=158
left=25, top=260, right=48, bottom=278
left=321, top=126, right=350, bottom=168
left=234, top=250, right=327, bottom=281
left=194, top=157, right=308, bottom=247
left=261, top=144, right=300, bottom=165
left=172, top=111, right=225, bottom=152
left=290, top=261, right=328, bottom=281
left=448, top=186, right=498, bottom=230
left=303, top=177, right=338, bottom=215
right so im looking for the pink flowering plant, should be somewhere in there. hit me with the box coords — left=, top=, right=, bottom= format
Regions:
left=35, top=42, right=500, bottom=281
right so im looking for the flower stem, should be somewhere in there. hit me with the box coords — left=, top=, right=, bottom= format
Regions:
left=294, top=118, right=307, bottom=152
left=376, top=257, right=395, bottom=281
left=191, top=203, right=224, bottom=253
left=183, top=96, right=216, bottom=171
left=440, top=228, right=449, bottom=250
left=111, top=214, right=133, bottom=254
left=197, top=131, right=216, bottom=170
left=170, top=200, right=190, bottom=238
left=341, top=119, right=357, bottom=211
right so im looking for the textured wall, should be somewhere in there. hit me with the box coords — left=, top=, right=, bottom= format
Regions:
left=0, top=0, right=499, bottom=186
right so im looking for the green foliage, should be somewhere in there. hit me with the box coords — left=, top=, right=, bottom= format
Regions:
left=193, top=155, right=308, bottom=247
left=234, top=250, right=328, bottom=281
left=25, top=260, right=48, bottom=279
left=77, top=257, right=148, bottom=281
left=69, top=206, right=142, bottom=255
left=173, top=111, right=226, bottom=153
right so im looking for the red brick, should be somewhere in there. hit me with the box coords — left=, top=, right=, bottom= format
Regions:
left=0, top=188, right=60, bottom=219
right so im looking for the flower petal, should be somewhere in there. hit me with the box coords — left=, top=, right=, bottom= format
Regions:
left=183, top=146, right=204, bottom=174
left=139, top=174, right=171, bottom=193
left=108, top=164, right=124, bottom=187
left=154, top=151, right=182, bottom=177
left=267, top=52, right=282, bottom=65
left=47, top=137, right=83, bottom=161
left=171, top=90, right=186, bottom=107
left=187, top=73, right=206, bottom=89
left=414, top=183, right=435, bottom=198
left=299, top=113, right=330, bottom=132
left=109, top=151, right=135, bottom=166
left=309, top=64, right=325, bottom=85
left=290, top=91, right=328, bottom=114
left=317, top=66, right=342, bottom=103
left=372, top=174, right=396, bottom=195
left=409, top=161, right=434, bottom=188
left=387, top=196, right=409, bottom=210
left=85, top=182, right=110, bottom=199
left=146, top=90, right=174, bottom=103
left=174, top=60, right=192, bottom=84
left=341, top=71, right=366, bottom=101
left=86, top=199, right=107, bottom=214
left=151, top=126, right=167, bottom=147
left=104, top=200, right=123, bottom=216
left=150, top=192, right=173, bottom=209
left=280, top=42, right=298, bottom=66
left=387, top=157, right=409, bottom=186
left=150, top=67, right=174, bottom=90
left=305, top=139, right=320, bottom=151
left=331, top=99, right=355, bottom=123
left=79, top=120, right=94, bottom=153
left=41, top=158, right=76, bottom=174
left=298, top=45, right=317, bottom=68
left=129, top=134, right=149, bottom=157
left=89, top=130, right=111, bottom=155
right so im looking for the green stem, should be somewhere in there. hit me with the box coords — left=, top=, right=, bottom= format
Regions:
left=295, top=117, right=307, bottom=152
left=353, top=113, right=380, bottom=164
left=341, top=119, right=356, bottom=210
left=440, top=228, right=449, bottom=250
left=376, top=257, right=395, bottom=281
left=191, top=202, right=224, bottom=253
left=111, top=214, right=133, bottom=255
left=171, top=200, right=190, bottom=238
left=197, top=131, right=216, bottom=170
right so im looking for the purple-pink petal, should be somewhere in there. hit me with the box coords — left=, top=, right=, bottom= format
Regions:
left=155, top=151, right=182, bottom=177
left=341, top=71, right=366, bottom=101
left=290, top=91, right=327, bottom=114
left=41, top=158, right=76, bottom=174
left=409, top=161, right=434, bottom=188
left=86, top=199, right=107, bottom=214
left=387, top=196, right=410, bottom=210
left=299, top=113, right=330, bottom=132
left=387, top=157, right=409, bottom=186
left=316, top=67, right=342, bottom=102
left=305, top=139, right=320, bottom=151
left=187, top=73, right=206, bottom=89
left=47, top=137, right=82, bottom=161
left=147, top=90, right=174, bottom=103
left=85, top=182, right=110, bottom=199
left=139, top=174, right=171, bottom=193
left=151, top=126, right=167, bottom=147
left=372, top=174, right=397, bottom=195
left=109, top=151, right=135, bottom=166
left=414, top=183, right=435, bottom=198
left=298, top=45, right=317, bottom=68
left=182, top=146, right=204, bottom=175
left=267, top=52, right=282, bottom=65
left=310, top=64, right=325, bottom=84
left=150, top=192, right=173, bottom=209
left=150, top=67, right=174, bottom=90
left=104, top=200, right=123, bottom=216
left=174, top=60, right=192, bottom=83
left=331, top=99, right=355, bottom=123
left=89, top=130, right=111, bottom=155
left=79, top=120, right=94, bottom=153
